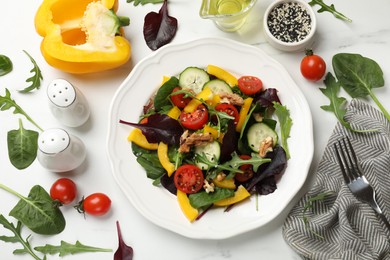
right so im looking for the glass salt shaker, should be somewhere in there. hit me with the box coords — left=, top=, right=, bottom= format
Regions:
left=37, top=128, right=86, bottom=172
left=47, top=79, right=90, bottom=127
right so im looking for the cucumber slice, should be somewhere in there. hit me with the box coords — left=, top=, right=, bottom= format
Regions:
left=179, top=67, right=210, bottom=94
left=194, top=141, right=220, bottom=170
left=247, top=123, right=278, bottom=152
left=203, top=79, right=232, bottom=95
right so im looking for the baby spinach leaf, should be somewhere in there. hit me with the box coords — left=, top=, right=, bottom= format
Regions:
left=143, top=0, right=178, bottom=50
left=308, top=0, right=352, bottom=22
left=332, top=53, right=390, bottom=122
left=273, top=102, right=292, bottom=159
left=0, top=215, right=44, bottom=260
left=0, top=88, right=43, bottom=131
left=0, top=54, right=13, bottom=76
left=34, top=240, right=112, bottom=256
left=127, top=0, right=163, bottom=6
left=7, top=119, right=38, bottom=170
left=189, top=187, right=234, bottom=209
left=154, top=76, right=179, bottom=111
left=114, top=221, right=133, bottom=260
left=5, top=185, right=66, bottom=235
left=19, top=50, right=43, bottom=93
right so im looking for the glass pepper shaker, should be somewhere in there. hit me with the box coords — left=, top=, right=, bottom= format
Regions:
left=37, top=128, right=86, bottom=172
left=47, top=79, right=90, bottom=127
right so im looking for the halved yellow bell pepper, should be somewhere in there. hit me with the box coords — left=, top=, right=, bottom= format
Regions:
left=157, top=142, right=175, bottom=177
left=34, top=0, right=131, bottom=74
left=214, top=185, right=250, bottom=206
left=207, top=65, right=238, bottom=87
left=177, top=190, right=198, bottom=222
left=127, top=128, right=158, bottom=150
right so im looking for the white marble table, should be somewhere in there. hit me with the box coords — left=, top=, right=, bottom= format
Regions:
left=1, top=0, right=389, bottom=259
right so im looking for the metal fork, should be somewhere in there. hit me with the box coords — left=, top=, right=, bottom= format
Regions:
left=334, top=137, right=390, bottom=231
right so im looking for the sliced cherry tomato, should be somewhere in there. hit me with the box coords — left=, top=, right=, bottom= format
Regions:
left=300, top=50, right=326, bottom=81
left=215, top=103, right=240, bottom=125
left=238, top=76, right=263, bottom=95
left=235, top=155, right=254, bottom=183
left=50, top=178, right=77, bottom=205
left=179, top=104, right=209, bottom=130
left=174, top=164, right=204, bottom=194
left=79, top=193, right=111, bottom=216
left=170, top=87, right=192, bottom=108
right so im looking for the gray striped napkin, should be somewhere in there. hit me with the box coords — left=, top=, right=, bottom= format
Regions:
left=283, top=99, right=390, bottom=260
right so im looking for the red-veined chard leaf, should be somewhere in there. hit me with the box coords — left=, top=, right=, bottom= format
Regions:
left=114, top=221, right=133, bottom=260
left=120, top=114, right=183, bottom=145
left=143, top=0, right=177, bottom=50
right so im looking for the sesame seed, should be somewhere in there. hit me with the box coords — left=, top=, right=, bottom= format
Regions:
left=267, top=2, right=312, bottom=43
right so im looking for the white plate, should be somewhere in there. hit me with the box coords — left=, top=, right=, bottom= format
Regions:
left=107, top=37, right=313, bottom=239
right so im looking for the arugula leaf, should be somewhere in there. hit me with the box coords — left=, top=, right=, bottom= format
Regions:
left=19, top=50, right=43, bottom=93
left=273, top=102, right=292, bottom=159
left=7, top=119, right=39, bottom=170
left=0, top=215, right=44, bottom=260
left=127, top=0, right=163, bottom=6
left=34, top=240, right=111, bottom=256
left=320, top=73, right=355, bottom=131
left=308, top=0, right=352, bottom=22
left=0, top=88, right=43, bottom=131
left=0, top=183, right=66, bottom=235
left=332, top=53, right=390, bottom=122
left=0, top=54, right=13, bottom=76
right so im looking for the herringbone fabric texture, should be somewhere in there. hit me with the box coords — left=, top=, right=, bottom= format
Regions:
left=283, top=99, right=390, bottom=260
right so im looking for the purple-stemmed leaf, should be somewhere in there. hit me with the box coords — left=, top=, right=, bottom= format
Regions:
left=114, top=221, right=133, bottom=260
left=143, top=0, right=178, bottom=51
left=120, top=114, right=183, bottom=145
left=253, top=88, right=281, bottom=109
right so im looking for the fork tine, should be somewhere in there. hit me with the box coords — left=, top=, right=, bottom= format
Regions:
left=343, top=137, right=363, bottom=178
left=334, top=140, right=352, bottom=183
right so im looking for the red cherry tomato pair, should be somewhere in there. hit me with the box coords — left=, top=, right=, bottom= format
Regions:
left=300, top=49, right=326, bottom=81
left=50, top=178, right=111, bottom=216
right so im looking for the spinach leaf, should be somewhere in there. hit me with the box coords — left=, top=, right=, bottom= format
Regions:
left=273, top=102, right=292, bottom=159
left=153, top=76, right=178, bottom=111
left=189, top=187, right=234, bottom=209
left=0, top=54, right=13, bottom=76
left=0, top=88, right=43, bottom=131
left=19, top=50, right=43, bottom=93
left=0, top=215, right=44, bottom=260
left=143, top=0, right=178, bottom=50
left=308, top=0, right=351, bottom=22
left=34, top=240, right=112, bottom=256
left=7, top=119, right=38, bottom=170
left=132, top=143, right=166, bottom=180
left=1, top=184, right=66, bottom=235
left=332, top=53, right=390, bottom=122
left=127, top=0, right=163, bottom=6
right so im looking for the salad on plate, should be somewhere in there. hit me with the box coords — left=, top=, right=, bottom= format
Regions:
left=120, top=64, right=292, bottom=222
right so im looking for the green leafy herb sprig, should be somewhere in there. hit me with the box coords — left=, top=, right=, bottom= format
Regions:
left=308, top=0, right=352, bottom=22
left=273, top=102, right=293, bottom=159
left=34, top=240, right=112, bottom=256
left=19, top=50, right=43, bottom=93
left=0, top=54, right=13, bottom=76
left=126, top=0, right=164, bottom=6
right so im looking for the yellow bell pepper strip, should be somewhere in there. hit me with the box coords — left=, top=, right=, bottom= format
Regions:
left=212, top=177, right=236, bottom=190
left=157, top=142, right=175, bottom=177
left=34, top=0, right=131, bottom=74
left=167, top=106, right=181, bottom=120
left=127, top=128, right=158, bottom=150
left=214, top=185, right=250, bottom=206
left=177, top=190, right=198, bottom=222
left=236, top=97, right=253, bottom=132
left=183, top=86, right=213, bottom=113
left=203, top=125, right=224, bottom=143
left=207, top=64, right=238, bottom=87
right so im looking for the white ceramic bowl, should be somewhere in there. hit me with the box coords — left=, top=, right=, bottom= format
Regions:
left=263, top=0, right=317, bottom=52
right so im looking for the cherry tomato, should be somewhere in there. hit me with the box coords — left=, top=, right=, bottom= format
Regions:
left=174, top=164, right=204, bottom=194
left=50, top=178, right=77, bottom=205
left=300, top=50, right=326, bottom=81
left=170, top=87, right=192, bottom=108
left=81, top=193, right=111, bottom=216
left=238, top=76, right=263, bottom=95
left=235, top=155, right=254, bottom=183
left=179, top=104, right=209, bottom=130
left=215, top=103, right=240, bottom=125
